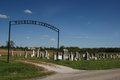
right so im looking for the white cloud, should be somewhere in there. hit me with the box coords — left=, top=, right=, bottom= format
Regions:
left=26, top=36, right=30, bottom=38
left=50, top=38, right=56, bottom=41
left=40, top=37, right=45, bottom=39
left=0, top=14, right=10, bottom=19
left=105, top=22, right=107, bottom=23
left=44, top=35, right=49, bottom=37
left=88, top=22, right=91, bottom=24
left=24, top=9, right=32, bottom=13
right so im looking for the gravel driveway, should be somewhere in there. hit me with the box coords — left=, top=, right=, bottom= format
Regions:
left=17, top=60, right=120, bottom=80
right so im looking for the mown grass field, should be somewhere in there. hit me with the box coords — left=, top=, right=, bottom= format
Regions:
left=1, top=54, right=120, bottom=70
left=0, top=59, right=54, bottom=80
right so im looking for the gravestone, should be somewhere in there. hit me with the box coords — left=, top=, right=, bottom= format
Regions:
left=118, top=54, right=120, bottom=58
left=17, top=53, right=19, bottom=57
left=99, top=56, right=100, bottom=60
left=39, top=51, right=41, bottom=57
left=110, top=55, right=112, bottom=58
left=58, top=55, right=62, bottom=60
left=45, top=50, right=48, bottom=57
left=71, top=54, right=73, bottom=61
left=85, top=52, right=89, bottom=60
left=47, top=54, right=50, bottom=59
left=0, top=54, right=1, bottom=56
left=19, top=53, right=21, bottom=56
left=63, top=49, right=68, bottom=56
left=68, top=54, right=70, bottom=60
left=78, top=54, right=81, bottom=60
left=70, top=52, right=73, bottom=61
left=62, top=54, right=65, bottom=60
left=54, top=53, right=57, bottom=60
left=105, top=54, right=108, bottom=58
left=91, top=53, right=94, bottom=58
left=30, top=53, right=34, bottom=57
left=24, top=50, right=27, bottom=58
left=94, top=57, right=97, bottom=60
left=36, top=49, right=39, bottom=57
left=102, top=54, right=105, bottom=58
left=41, top=53, right=44, bottom=59
left=82, top=54, right=85, bottom=58
left=113, top=56, right=115, bottom=59
left=32, top=50, right=35, bottom=56
left=74, top=57, right=77, bottom=61
left=75, top=52, right=79, bottom=58
left=116, top=54, right=118, bottom=58
left=60, top=52, right=62, bottom=56
left=10, top=50, right=14, bottom=56
left=112, top=54, right=114, bottom=58
left=94, top=52, right=99, bottom=58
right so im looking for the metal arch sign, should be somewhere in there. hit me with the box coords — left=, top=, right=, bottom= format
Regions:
left=8, top=20, right=60, bottom=63
left=10, top=20, right=59, bottom=32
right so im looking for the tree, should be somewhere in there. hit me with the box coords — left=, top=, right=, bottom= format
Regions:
left=60, top=45, right=65, bottom=51
left=6, top=40, right=15, bottom=48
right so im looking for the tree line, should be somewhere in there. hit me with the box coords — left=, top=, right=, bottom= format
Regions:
left=0, top=41, right=120, bottom=53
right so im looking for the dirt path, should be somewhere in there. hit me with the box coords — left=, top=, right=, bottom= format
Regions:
left=17, top=60, right=120, bottom=80
left=17, top=60, right=82, bottom=73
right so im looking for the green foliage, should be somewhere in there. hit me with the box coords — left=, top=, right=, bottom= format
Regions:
left=6, top=40, right=15, bottom=48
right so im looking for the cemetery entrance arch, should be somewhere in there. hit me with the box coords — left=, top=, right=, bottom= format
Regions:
left=8, top=20, right=60, bottom=63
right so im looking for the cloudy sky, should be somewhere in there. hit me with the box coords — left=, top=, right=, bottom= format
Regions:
left=0, top=0, right=120, bottom=48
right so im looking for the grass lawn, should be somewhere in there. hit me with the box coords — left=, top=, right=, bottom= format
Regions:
left=1, top=54, right=120, bottom=70
left=0, top=59, right=54, bottom=80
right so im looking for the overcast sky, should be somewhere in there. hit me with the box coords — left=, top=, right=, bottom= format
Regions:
left=0, top=0, right=120, bottom=48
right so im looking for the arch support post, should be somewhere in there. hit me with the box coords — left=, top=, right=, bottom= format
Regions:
left=58, top=30, right=59, bottom=52
left=7, top=21, right=11, bottom=63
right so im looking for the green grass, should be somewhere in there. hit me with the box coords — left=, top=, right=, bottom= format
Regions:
left=1, top=54, right=120, bottom=70
left=40, top=56, right=120, bottom=70
left=0, top=59, right=54, bottom=80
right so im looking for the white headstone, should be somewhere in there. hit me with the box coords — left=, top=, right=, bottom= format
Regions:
left=94, top=57, right=97, bottom=60
left=0, top=54, right=1, bottom=56
left=68, top=54, right=70, bottom=60
left=58, top=55, right=62, bottom=60
left=85, top=52, right=89, bottom=60
left=36, top=49, right=39, bottom=57
left=63, top=54, right=65, bottom=60
left=39, top=51, right=41, bottom=57
left=41, top=53, right=44, bottom=59
left=45, top=50, right=48, bottom=57
left=118, top=54, right=120, bottom=58
left=54, top=54, right=57, bottom=60
left=10, top=50, right=14, bottom=56
left=74, top=57, right=77, bottom=61
left=19, top=53, right=21, bottom=56
left=25, top=50, right=27, bottom=58
left=32, top=50, right=35, bottom=56
left=70, top=52, right=73, bottom=61
left=17, top=53, right=19, bottom=57
left=78, top=54, right=81, bottom=60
